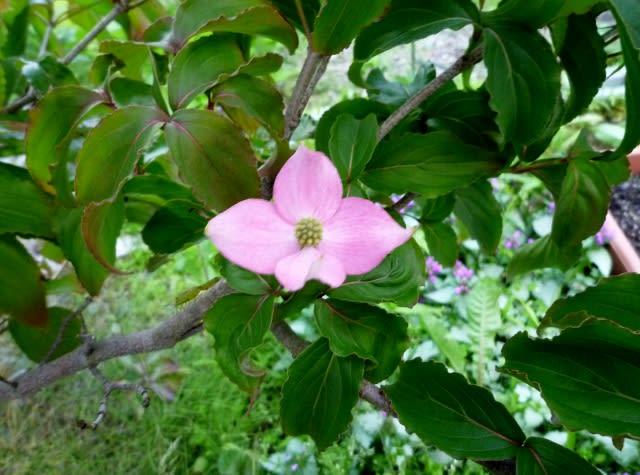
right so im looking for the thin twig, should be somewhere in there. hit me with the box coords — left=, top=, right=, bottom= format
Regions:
left=39, top=297, right=93, bottom=367
left=377, top=48, right=484, bottom=142
left=284, top=48, right=331, bottom=140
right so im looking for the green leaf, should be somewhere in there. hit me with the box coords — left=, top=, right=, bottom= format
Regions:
left=53, top=207, right=110, bottom=296
left=541, top=274, right=640, bottom=334
left=556, top=13, right=606, bottom=122
left=167, top=34, right=282, bottom=110
left=501, top=326, right=640, bottom=439
left=314, top=299, right=409, bottom=383
left=75, top=106, right=167, bottom=205
left=454, top=180, right=502, bottom=254
left=109, top=77, right=156, bottom=107
left=353, top=0, right=478, bottom=61
left=316, top=98, right=389, bottom=155
left=26, top=86, right=105, bottom=195
left=217, top=256, right=278, bottom=296
left=0, top=162, right=54, bottom=238
left=210, top=74, right=284, bottom=138
left=483, top=0, right=599, bottom=28
left=81, top=199, right=126, bottom=274
left=362, top=131, right=502, bottom=197
left=550, top=158, right=610, bottom=246
left=164, top=108, right=260, bottom=212
left=9, top=306, right=83, bottom=363
left=281, top=338, right=364, bottom=450
left=170, top=0, right=297, bottom=52
left=516, top=437, right=600, bottom=475
left=328, top=240, right=425, bottom=307
left=122, top=174, right=196, bottom=204
left=610, top=1, right=640, bottom=156
left=142, top=200, right=207, bottom=254
left=507, top=235, right=581, bottom=278
left=483, top=22, right=561, bottom=146
left=204, top=294, right=274, bottom=396
left=311, top=0, right=390, bottom=54
left=421, top=194, right=455, bottom=221
left=386, top=360, right=525, bottom=460
left=97, top=41, right=151, bottom=82
left=21, top=56, right=77, bottom=95
left=466, top=278, right=501, bottom=384
left=421, top=222, right=458, bottom=267
left=366, top=64, right=435, bottom=107
left=0, top=236, right=48, bottom=327
left=268, top=0, right=321, bottom=32
left=1, top=2, right=29, bottom=57
left=415, top=305, right=467, bottom=373
left=328, top=114, right=378, bottom=182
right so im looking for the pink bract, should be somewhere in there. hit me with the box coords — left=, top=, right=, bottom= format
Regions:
left=205, top=145, right=413, bottom=291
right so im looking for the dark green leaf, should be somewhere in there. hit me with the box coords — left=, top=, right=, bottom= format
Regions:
left=204, top=294, right=274, bottom=396
left=353, top=0, right=478, bottom=61
left=142, top=200, right=207, bottom=254
left=422, top=222, right=458, bottom=267
left=167, top=34, right=282, bottom=110
left=0, top=235, right=48, bottom=327
left=281, top=338, right=364, bottom=450
left=21, top=56, right=77, bottom=95
left=483, top=22, right=561, bottom=146
left=0, top=162, right=54, bottom=238
left=483, top=0, right=599, bottom=28
left=81, top=199, right=126, bottom=274
left=386, top=360, right=525, bottom=460
left=75, top=106, right=167, bottom=205
left=328, top=114, right=378, bottom=182
left=121, top=174, right=196, bottom=204
left=557, top=13, right=606, bottom=122
left=109, top=77, right=156, bottom=107
left=328, top=240, right=425, bottom=307
left=9, top=306, right=82, bottom=363
left=316, top=98, right=389, bottom=155
left=311, top=0, right=390, bottom=54
left=610, top=1, right=640, bottom=156
left=516, top=437, right=600, bottom=475
left=217, top=256, right=278, bottom=296
left=551, top=158, right=610, bottom=246
left=170, top=0, right=297, bottom=52
left=362, top=131, right=502, bottom=197
left=366, top=64, right=435, bottom=107
left=97, top=40, right=152, bottom=82
left=501, top=326, right=640, bottom=439
left=314, top=299, right=409, bottom=383
left=421, top=194, right=455, bottom=221
left=268, top=0, right=321, bottom=32
left=164, top=108, right=260, bottom=212
left=211, top=74, right=284, bottom=138
left=541, top=274, right=640, bottom=334
left=26, top=86, right=106, bottom=195
left=2, top=3, right=29, bottom=56
left=454, top=180, right=502, bottom=254
left=507, top=235, right=581, bottom=278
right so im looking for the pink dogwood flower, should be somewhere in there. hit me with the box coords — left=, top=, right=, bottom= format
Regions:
left=205, top=145, right=413, bottom=291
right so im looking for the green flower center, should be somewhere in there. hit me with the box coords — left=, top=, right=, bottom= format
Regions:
left=295, top=217, right=323, bottom=247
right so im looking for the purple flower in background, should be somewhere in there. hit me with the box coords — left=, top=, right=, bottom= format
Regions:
left=453, top=260, right=473, bottom=295
left=503, top=230, right=523, bottom=250
left=291, top=463, right=299, bottom=472
left=548, top=201, right=556, bottom=212
left=425, top=256, right=443, bottom=283
left=595, top=218, right=615, bottom=246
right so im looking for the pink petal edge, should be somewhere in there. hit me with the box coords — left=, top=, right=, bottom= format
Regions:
left=319, top=197, right=413, bottom=275
left=273, top=145, right=343, bottom=224
left=205, top=199, right=299, bottom=275
left=274, top=247, right=347, bottom=291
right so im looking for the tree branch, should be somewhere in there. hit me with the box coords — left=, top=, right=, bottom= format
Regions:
left=0, top=280, right=232, bottom=403
left=377, top=48, right=484, bottom=142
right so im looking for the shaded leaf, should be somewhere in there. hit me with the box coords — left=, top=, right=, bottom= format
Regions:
left=516, top=437, right=600, bottom=475
left=142, top=200, right=207, bottom=254
left=454, top=180, right=502, bottom=254
left=484, top=0, right=599, bottom=28
left=314, top=299, right=409, bottom=383
left=9, top=306, right=82, bottom=363
left=164, top=108, right=260, bottom=212
left=75, top=106, right=167, bottom=204
left=328, top=240, right=425, bottom=307
left=281, top=338, right=364, bottom=450
left=362, top=131, right=502, bottom=197
left=507, top=235, right=581, bottom=278
left=0, top=162, right=53, bottom=238
left=109, top=77, right=156, bottom=107
left=386, top=360, right=525, bottom=459
left=204, top=294, right=274, bottom=396
left=21, top=56, right=77, bottom=95
left=422, top=221, right=458, bottom=267
left=328, top=114, right=378, bottom=182
left=217, top=256, right=278, bottom=296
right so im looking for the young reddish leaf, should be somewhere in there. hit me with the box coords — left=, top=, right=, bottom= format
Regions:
left=311, top=0, right=390, bottom=54
left=164, top=109, right=260, bottom=212
left=204, top=294, right=275, bottom=397
left=281, top=338, right=364, bottom=450
left=0, top=162, right=54, bottom=239
left=9, top=306, right=83, bottom=363
left=26, top=86, right=106, bottom=194
left=386, top=360, right=525, bottom=460
left=170, top=0, right=297, bottom=52
left=81, top=199, right=126, bottom=275
left=0, top=235, right=48, bottom=327
left=53, top=207, right=110, bottom=296
left=75, top=106, right=167, bottom=205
